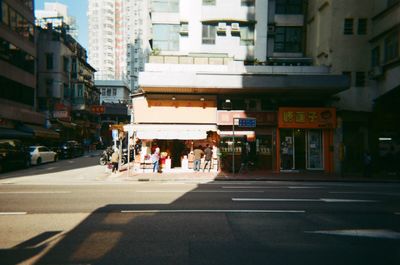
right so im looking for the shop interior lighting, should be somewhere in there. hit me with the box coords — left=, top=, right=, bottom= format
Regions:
left=379, top=137, right=392, bottom=141
left=171, top=96, right=176, bottom=100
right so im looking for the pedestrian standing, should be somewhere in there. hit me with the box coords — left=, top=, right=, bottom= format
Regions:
left=151, top=147, right=160, bottom=173
left=111, top=149, right=119, bottom=173
left=193, top=146, right=204, bottom=172
left=203, top=144, right=213, bottom=172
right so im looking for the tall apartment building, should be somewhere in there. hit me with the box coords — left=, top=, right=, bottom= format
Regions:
left=35, top=2, right=78, bottom=40
left=88, top=0, right=151, bottom=90
left=88, top=0, right=118, bottom=80
left=0, top=0, right=48, bottom=138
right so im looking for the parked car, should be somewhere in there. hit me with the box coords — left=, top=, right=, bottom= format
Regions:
left=59, top=140, right=84, bottom=158
left=29, top=145, right=58, bottom=165
left=0, top=139, right=31, bottom=173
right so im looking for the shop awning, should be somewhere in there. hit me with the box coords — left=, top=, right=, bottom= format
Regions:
left=124, top=124, right=217, bottom=140
left=18, top=124, right=60, bottom=139
left=0, top=127, right=33, bottom=139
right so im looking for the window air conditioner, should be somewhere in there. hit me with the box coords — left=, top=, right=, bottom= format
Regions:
left=231, top=22, right=240, bottom=32
left=217, top=22, right=227, bottom=32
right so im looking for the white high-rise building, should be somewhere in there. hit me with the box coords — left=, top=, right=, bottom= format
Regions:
left=35, top=2, right=78, bottom=40
left=88, top=0, right=151, bottom=86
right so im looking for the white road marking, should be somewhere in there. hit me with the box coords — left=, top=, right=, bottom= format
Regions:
left=0, top=191, right=71, bottom=194
left=0, top=212, right=27, bottom=215
left=305, top=229, right=400, bottom=239
left=330, top=191, right=400, bottom=196
left=136, top=190, right=264, bottom=193
left=232, top=198, right=378, bottom=203
left=121, top=209, right=305, bottom=214
left=288, top=186, right=324, bottom=189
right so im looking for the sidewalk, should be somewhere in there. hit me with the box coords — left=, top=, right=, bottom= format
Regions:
left=116, top=164, right=400, bottom=182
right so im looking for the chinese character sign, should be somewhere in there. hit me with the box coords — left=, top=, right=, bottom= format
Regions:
left=278, top=107, right=336, bottom=128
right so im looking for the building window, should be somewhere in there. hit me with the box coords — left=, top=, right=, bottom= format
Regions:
left=274, top=27, right=303, bottom=52
left=1, top=2, right=10, bottom=26
left=102, top=88, right=106, bottom=96
left=371, top=46, right=380, bottom=67
left=46, top=53, right=53, bottom=70
left=344, top=18, right=354, bottom=35
left=107, top=88, right=111, bottom=96
left=355, top=72, right=366, bottom=87
left=63, top=56, right=69, bottom=72
left=384, top=31, right=399, bottom=63
left=357, top=18, right=367, bottom=35
left=152, top=0, right=179, bottom=13
left=240, top=24, right=255, bottom=46
left=202, top=23, right=216, bottom=44
left=77, top=84, right=84, bottom=97
left=275, top=0, right=303, bottom=14
left=0, top=37, right=35, bottom=74
left=153, top=24, right=180, bottom=51
left=342, top=71, right=352, bottom=86
left=202, top=0, right=216, bottom=5
left=112, top=88, right=117, bottom=96
left=241, top=0, right=255, bottom=6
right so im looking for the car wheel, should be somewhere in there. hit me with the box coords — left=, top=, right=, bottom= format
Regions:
left=37, top=157, right=42, bottom=165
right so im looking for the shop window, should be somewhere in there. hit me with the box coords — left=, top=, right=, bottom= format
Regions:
left=357, top=18, right=367, bottom=35
left=344, top=18, right=354, bottom=35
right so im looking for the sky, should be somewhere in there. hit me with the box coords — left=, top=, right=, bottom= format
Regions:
left=35, top=0, right=88, bottom=49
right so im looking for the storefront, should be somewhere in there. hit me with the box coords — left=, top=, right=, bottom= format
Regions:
left=277, top=107, right=336, bottom=173
left=124, top=123, right=219, bottom=172
left=217, top=111, right=277, bottom=173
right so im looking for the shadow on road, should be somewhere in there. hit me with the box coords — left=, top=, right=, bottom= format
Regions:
left=1, top=181, right=399, bottom=265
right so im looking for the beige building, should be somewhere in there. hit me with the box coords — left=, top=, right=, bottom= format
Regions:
left=307, top=0, right=400, bottom=175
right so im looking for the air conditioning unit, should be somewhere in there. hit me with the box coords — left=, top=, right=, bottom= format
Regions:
left=180, top=23, right=189, bottom=35
left=231, top=22, right=240, bottom=32
left=369, top=66, right=383, bottom=79
left=217, top=22, right=227, bottom=33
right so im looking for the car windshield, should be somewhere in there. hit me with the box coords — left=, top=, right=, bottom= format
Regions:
left=29, top=147, right=36, bottom=152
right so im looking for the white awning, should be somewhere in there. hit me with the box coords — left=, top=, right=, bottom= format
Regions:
left=124, top=124, right=217, bottom=140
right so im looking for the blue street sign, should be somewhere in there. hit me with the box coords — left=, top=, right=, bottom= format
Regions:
left=238, top=118, right=256, bottom=127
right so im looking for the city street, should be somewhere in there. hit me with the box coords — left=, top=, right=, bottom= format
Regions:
left=0, top=160, right=399, bottom=264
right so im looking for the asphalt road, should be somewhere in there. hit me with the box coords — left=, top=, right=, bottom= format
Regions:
left=0, top=178, right=399, bottom=265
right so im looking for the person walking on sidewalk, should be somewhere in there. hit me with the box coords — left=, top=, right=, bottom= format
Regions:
left=203, top=144, right=213, bottom=172
left=151, top=147, right=160, bottom=173
left=193, top=146, right=204, bottom=172
left=111, top=149, right=119, bottom=173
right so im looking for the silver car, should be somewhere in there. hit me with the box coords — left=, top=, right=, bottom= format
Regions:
left=29, top=146, right=58, bottom=165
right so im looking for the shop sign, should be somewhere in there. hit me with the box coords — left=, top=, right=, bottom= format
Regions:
left=91, top=105, right=105, bottom=114
left=237, top=118, right=256, bottom=128
left=217, top=111, right=276, bottom=126
left=278, top=107, right=336, bottom=128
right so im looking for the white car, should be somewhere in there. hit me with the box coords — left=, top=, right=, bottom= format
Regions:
left=29, top=146, right=58, bottom=165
